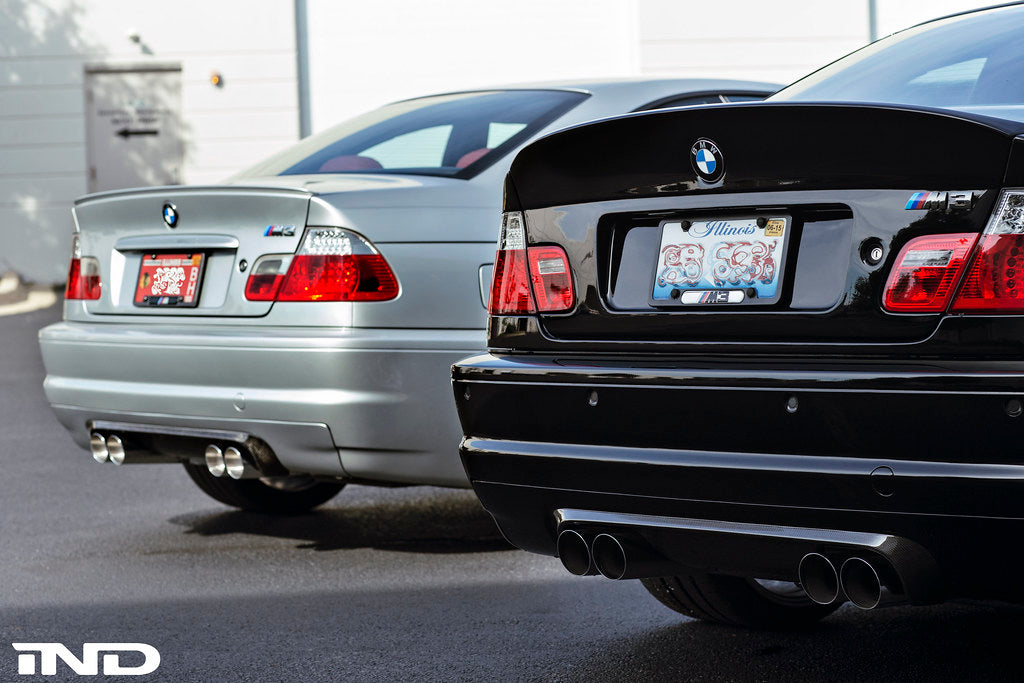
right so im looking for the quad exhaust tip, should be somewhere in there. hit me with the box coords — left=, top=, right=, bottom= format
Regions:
left=591, top=533, right=629, bottom=580
left=107, top=435, right=125, bottom=465
left=90, top=432, right=109, bottom=463
left=798, top=552, right=840, bottom=605
left=841, top=556, right=884, bottom=610
left=223, top=446, right=246, bottom=480
left=205, top=445, right=226, bottom=478
left=557, top=529, right=595, bottom=576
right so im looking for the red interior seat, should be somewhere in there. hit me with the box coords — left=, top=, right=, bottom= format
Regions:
left=318, top=155, right=383, bottom=172
left=456, top=148, right=490, bottom=168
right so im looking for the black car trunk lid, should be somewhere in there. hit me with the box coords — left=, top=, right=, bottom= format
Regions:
left=503, top=104, right=1024, bottom=348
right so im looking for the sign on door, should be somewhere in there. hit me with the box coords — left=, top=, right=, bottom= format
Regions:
left=84, top=62, right=183, bottom=193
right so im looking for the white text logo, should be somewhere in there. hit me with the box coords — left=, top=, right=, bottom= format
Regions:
left=12, top=643, right=160, bottom=676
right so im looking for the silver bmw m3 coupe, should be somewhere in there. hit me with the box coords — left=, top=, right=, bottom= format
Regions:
left=39, top=79, right=777, bottom=513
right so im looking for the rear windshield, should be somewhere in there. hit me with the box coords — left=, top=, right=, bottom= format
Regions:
left=236, top=90, right=586, bottom=180
left=773, top=5, right=1024, bottom=111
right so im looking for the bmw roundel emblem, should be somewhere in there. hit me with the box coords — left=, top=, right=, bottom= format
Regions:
left=690, top=138, right=725, bottom=183
left=162, top=203, right=178, bottom=228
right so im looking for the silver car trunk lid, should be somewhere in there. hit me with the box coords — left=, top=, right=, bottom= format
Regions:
left=72, top=186, right=311, bottom=317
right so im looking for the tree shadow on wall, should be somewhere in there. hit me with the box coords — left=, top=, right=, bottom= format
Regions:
left=0, top=0, right=191, bottom=283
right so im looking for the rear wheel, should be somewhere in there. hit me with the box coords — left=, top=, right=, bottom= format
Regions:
left=183, top=462, right=345, bottom=513
left=641, top=574, right=839, bottom=629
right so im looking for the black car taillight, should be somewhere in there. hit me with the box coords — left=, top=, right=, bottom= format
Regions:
left=883, top=190, right=1024, bottom=314
left=882, top=233, right=977, bottom=312
left=952, top=191, right=1024, bottom=312
left=489, top=212, right=575, bottom=315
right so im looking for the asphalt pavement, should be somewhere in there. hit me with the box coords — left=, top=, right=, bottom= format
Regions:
left=2, top=302, right=1024, bottom=681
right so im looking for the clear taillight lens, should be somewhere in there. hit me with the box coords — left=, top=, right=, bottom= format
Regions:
left=246, top=228, right=399, bottom=302
left=882, top=233, right=977, bottom=312
left=64, top=234, right=101, bottom=300
left=952, top=191, right=1024, bottom=312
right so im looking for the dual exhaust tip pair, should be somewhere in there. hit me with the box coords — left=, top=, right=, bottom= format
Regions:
left=90, top=432, right=125, bottom=465
left=204, top=444, right=251, bottom=480
left=557, top=529, right=665, bottom=580
left=798, top=552, right=897, bottom=610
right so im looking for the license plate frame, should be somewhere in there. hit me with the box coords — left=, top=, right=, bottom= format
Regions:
left=649, top=215, right=792, bottom=307
left=133, top=252, right=206, bottom=307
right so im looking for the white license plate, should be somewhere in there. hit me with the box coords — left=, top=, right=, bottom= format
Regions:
left=650, top=216, right=790, bottom=306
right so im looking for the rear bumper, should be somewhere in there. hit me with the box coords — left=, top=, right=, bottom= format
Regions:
left=453, top=352, right=1024, bottom=598
left=40, top=321, right=482, bottom=486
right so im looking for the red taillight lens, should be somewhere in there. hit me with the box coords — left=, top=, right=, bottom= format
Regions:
left=244, top=255, right=291, bottom=301
left=951, top=234, right=1024, bottom=312
left=490, top=249, right=535, bottom=314
left=882, top=233, right=977, bottom=312
left=277, top=253, right=397, bottom=301
left=489, top=212, right=535, bottom=314
left=65, top=234, right=101, bottom=300
left=65, top=258, right=102, bottom=300
left=527, top=246, right=574, bottom=312
left=488, top=213, right=576, bottom=315
left=247, top=228, right=399, bottom=302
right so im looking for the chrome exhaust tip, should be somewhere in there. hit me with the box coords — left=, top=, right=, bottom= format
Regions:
left=223, top=446, right=247, bottom=480
left=798, top=552, right=841, bottom=605
left=205, top=445, right=226, bottom=477
left=556, top=529, right=595, bottom=576
left=841, top=557, right=883, bottom=610
left=591, top=533, right=629, bottom=580
left=590, top=533, right=678, bottom=580
left=107, top=435, right=126, bottom=465
left=90, top=432, right=109, bottom=463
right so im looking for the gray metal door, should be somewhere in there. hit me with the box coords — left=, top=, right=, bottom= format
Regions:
left=84, top=62, right=183, bottom=193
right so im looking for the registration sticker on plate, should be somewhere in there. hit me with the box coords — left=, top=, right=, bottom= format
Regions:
left=650, top=216, right=790, bottom=306
left=134, top=253, right=205, bottom=307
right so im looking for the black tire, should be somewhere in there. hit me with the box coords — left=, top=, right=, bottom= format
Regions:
left=641, top=574, right=839, bottom=629
left=183, top=462, right=345, bottom=513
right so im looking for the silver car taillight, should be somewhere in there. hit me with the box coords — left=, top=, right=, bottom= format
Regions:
left=244, top=228, right=398, bottom=302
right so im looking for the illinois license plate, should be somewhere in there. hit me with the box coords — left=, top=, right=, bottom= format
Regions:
left=650, top=216, right=790, bottom=306
left=134, top=253, right=205, bottom=307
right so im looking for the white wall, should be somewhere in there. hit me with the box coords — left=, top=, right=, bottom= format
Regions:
left=0, top=0, right=300, bottom=282
left=304, top=0, right=639, bottom=132
left=636, top=0, right=990, bottom=86
left=0, top=0, right=999, bottom=284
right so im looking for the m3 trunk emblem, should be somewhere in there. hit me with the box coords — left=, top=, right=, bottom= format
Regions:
left=162, top=203, right=178, bottom=228
left=691, top=138, right=724, bottom=183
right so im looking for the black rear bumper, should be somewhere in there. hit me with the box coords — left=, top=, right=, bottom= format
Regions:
left=453, top=353, right=1024, bottom=600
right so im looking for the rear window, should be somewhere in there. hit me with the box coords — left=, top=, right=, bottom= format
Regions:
left=773, top=5, right=1024, bottom=108
left=236, top=90, right=587, bottom=180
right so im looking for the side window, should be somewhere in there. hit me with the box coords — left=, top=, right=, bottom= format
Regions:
left=360, top=125, right=453, bottom=168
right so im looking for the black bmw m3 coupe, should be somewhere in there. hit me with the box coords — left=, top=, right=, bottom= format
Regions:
left=452, top=4, right=1024, bottom=628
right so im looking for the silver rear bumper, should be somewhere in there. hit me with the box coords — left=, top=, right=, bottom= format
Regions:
left=40, top=321, right=480, bottom=487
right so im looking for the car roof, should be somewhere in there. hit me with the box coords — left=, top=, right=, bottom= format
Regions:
left=388, top=77, right=782, bottom=106
left=908, top=1, right=1024, bottom=31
